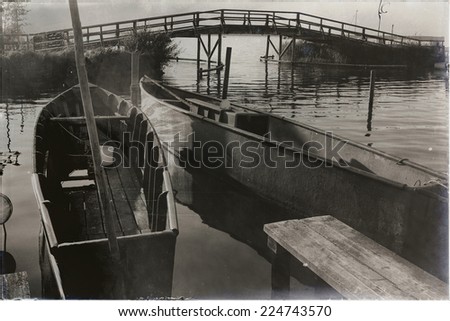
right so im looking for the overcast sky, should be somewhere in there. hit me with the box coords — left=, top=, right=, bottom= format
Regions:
left=22, top=1, right=449, bottom=43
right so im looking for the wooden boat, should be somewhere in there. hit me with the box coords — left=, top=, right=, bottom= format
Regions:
left=32, top=84, right=178, bottom=299
left=140, top=76, right=448, bottom=282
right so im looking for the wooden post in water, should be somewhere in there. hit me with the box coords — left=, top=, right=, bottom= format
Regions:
left=130, top=51, right=140, bottom=106
left=367, top=70, right=376, bottom=132
left=217, top=33, right=222, bottom=74
left=222, top=47, right=232, bottom=99
left=265, top=35, right=270, bottom=59
left=368, top=70, right=375, bottom=108
left=68, top=0, right=121, bottom=263
left=278, top=34, right=283, bottom=60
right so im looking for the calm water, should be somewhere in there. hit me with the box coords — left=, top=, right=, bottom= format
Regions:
left=0, top=35, right=448, bottom=299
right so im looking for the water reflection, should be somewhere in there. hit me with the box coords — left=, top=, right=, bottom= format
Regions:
left=169, top=155, right=340, bottom=299
left=0, top=104, right=21, bottom=174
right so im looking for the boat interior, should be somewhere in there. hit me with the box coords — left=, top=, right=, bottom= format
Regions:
left=34, top=86, right=176, bottom=245
left=142, top=79, right=448, bottom=189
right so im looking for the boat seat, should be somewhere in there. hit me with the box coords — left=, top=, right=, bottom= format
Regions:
left=186, top=98, right=221, bottom=120
left=186, top=98, right=221, bottom=111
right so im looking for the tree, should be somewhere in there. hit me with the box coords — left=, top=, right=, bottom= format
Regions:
left=1, top=1, right=30, bottom=52
left=2, top=0, right=30, bottom=35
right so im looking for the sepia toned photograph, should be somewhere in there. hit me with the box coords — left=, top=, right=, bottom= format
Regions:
left=0, top=0, right=448, bottom=306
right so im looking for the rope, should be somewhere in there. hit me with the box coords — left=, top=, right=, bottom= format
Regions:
left=56, top=123, right=86, bottom=143
left=423, top=178, right=448, bottom=189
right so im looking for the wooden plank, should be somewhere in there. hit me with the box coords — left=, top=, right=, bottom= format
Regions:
left=67, top=190, right=88, bottom=240
left=116, top=158, right=142, bottom=190
left=50, top=115, right=129, bottom=124
left=1, top=272, right=31, bottom=299
left=304, top=216, right=449, bottom=300
left=150, top=167, right=164, bottom=231
left=265, top=219, right=414, bottom=299
left=126, top=192, right=149, bottom=232
left=105, top=168, right=139, bottom=235
left=264, top=216, right=449, bottom=300
left=186, top=98, right=221, bottom=111
left=82, top=189, right=108, bottom=239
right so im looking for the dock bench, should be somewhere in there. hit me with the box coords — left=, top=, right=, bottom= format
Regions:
left=264, top=215, right=449, bottom=300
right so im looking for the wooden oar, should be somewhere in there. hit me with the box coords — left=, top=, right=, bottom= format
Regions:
left=68, top=0, right=124, bottom=297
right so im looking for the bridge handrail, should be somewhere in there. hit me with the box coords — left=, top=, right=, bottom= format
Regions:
left=1, top=8, right=443, bottom=52
left=212, top=9, right=428, bottom=46
left=214, top=9, right=426, bottom=43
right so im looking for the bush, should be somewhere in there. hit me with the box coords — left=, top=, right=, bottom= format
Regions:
left=123, top=30, right=179, bottom=73
left=0, top=30, right=178, bottom=99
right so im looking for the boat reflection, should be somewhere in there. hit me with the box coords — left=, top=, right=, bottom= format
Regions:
left=168, top=154, right=342, bottom=299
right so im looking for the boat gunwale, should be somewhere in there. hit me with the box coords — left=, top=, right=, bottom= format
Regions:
left=55, top=228, right=176, bottom=249
left=140, top=77, right=448, bottom=199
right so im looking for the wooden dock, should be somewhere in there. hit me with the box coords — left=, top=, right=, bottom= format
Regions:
left=264, top=215, right=449, bottom=300
left=1, top=272, right=31, bottom=299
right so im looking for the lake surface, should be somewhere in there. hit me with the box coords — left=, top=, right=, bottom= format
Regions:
left=0, top=35, right=448, bottom=299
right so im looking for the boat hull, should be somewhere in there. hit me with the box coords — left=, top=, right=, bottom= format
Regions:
left=33, top=84, right=178, bottom=299
left=141, top=80, right=448, bottom=282
left=39, top=227, right=176, bottom=299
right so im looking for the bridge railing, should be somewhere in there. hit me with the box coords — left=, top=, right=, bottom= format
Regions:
left=211, top=9, right=428, bottom=47
left=1, top=8, right=442, bottom=52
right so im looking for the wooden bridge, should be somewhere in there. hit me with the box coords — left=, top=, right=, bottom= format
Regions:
left=2, top=9, right=445, bottom=69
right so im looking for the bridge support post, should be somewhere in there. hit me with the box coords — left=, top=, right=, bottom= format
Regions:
left=265, top=35, right=270, bottom=59
left=217, top=33, right=222, bottom=74
left=196, top=35, right=201, bottom=85
left=217, top=33, right=223, bottom=95
left=207, top=33, right=211, bottom=91
left=291, top=36, right=296, bottom=64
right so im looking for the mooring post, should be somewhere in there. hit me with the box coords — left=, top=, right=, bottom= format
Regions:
left=222, top=47, right=232, bottom=99
left=217, top=33, right=222, bottom=74
left=279, top=34, right=283, bottom=60
left=130, top=51, right=140, bottom=106
left=368, top=70, right=375, bottom=109
left=265, top=35, right=270, bottom=59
